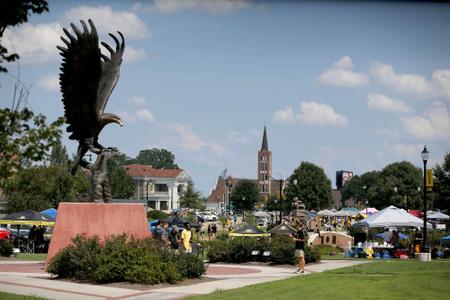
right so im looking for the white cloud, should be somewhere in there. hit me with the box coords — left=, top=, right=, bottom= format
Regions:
left=64, top=6, right=150, bottom=40
left=169, top=124, right=226, bottom=155
left=367, top=93, right=411, bottom=113
left=227, top=131, right=250, bottom=144
left=123, top=46, right=149, bottom=63
left=297, top=101, right=347, bottom=126
left=135, top=0, right=258, bottom=14
left=319, top=56, right=369, bottom=87
left=120, top=108, right=155, bottom=124
left=401, top=102, right=450, bottom=140
left=3, top=6, right=149, bottom=65
left=3, top=22, right=62, bottom=64
left=370, top=62, right=434, bottom=96
left=273, top=107, right=295, bottom=124
left=432, top=69, right=450, bottom=98
left=128, top=96, right=146, bottom=106
left=273, top=101, right=347, bottom=126
left=38, top=74, right=59, bottom=92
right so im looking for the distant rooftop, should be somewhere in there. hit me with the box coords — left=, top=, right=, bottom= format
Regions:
left=125, top=164, right=183, bottom=178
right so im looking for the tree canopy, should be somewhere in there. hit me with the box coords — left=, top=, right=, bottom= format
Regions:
left=179, top=182, right=204, bottom=210
left=107, top=152, right=135, bottom=199
left=230, top=179, right=259, bottom=210
left=128, top=148, right=178, bottom=169
left=284, top=161, right=332, bottom=210
left=342, top=161, right=422, bottom=210
left=0, top=0, right=49, bottom=73
left=432, top=152, right=450, bottom=211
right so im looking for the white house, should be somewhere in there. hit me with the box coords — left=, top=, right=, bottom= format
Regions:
left=124, top=164, right=190, bottom=211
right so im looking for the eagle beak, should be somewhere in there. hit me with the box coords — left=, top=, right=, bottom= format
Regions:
left=118, top=120, right=124, bottom=127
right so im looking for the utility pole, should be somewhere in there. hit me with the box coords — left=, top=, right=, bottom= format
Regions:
left=279, top=177, right=283, bottom=224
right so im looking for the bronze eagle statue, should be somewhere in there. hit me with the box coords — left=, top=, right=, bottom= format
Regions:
left=57, top=19, right=124, bottom=175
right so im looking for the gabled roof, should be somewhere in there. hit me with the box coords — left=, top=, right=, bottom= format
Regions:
left=125, top=164, right=184, bottom=178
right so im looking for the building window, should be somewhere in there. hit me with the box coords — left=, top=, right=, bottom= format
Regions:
left=148, top=201, right=156, bottom=209
left=177, top=185, right=184, bottom=193
left=160, top=201, right=168, bottom=211
left=155, top=184, right=168, bottom=192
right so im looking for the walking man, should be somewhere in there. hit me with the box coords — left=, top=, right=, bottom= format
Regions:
left=294, top=223, right=305, bottom=274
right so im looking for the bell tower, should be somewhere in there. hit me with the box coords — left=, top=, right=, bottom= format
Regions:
left=257, top=125, right=272, bottom=199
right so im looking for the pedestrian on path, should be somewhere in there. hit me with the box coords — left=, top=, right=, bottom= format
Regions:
left=294, top=223, right=305, bottom=274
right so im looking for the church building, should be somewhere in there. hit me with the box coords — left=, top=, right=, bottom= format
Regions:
left=206, top=126, right=281, bottom=211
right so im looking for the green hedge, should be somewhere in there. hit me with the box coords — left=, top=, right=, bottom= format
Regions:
left=147, top=210, right=169, bottom=221
left=0, top=239, right=13, bottom=257
left=206, top=236, right=320, bottom=265
left=48, top=234, right=205, bottom=285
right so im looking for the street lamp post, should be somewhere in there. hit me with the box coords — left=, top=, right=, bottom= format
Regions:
left=421, top=145, right=430, bottom=253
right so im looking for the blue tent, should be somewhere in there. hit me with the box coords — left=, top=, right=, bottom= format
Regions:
left=41, top=208, right=57, bottom=219
left=441, top=236, right=450, bottom=245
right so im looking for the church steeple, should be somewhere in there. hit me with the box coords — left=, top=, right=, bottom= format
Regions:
left=257, top=125, right=272, bottom=199
left=261, top=125, right=269, bottom=151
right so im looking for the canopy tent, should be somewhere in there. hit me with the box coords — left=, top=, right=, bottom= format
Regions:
left=317, top=209, right=334, bottom=217
left=254, top=211, right=271, bottom=218
left=375, top=231, right=409, bottom=240
left=408, top=210, right=423, bottom=218
left=334, top=210, right=358, bottom=217
left=229, top=224, right=270, bottom=238
left=269, top=223, right=297, bottom=235
left=0, top=210, right=55, bottom=226
left=341, top=207, right=359, bottom=212
left=428, top=211, right=449, bottom=221
left=359, top=207, right=379, bottom=215
left=352, top=205, right=432, bottom=229
left=41, top=208, right=57, bottom=219
left=161, top=215, right=200, bottom=229
left=441, top=236, right=450, bottom=246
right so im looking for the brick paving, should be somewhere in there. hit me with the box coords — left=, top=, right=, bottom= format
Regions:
left=0, top=262, right=45, bottom=273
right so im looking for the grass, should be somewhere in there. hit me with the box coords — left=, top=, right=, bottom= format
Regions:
left=0, top=292, right=48, bottom=300
left=186, top=260, right=450, bottom=300
left=16, top=253, right=47, bottom=261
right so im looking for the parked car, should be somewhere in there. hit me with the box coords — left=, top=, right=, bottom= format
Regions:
left=197, top=212, right=217, bottom=222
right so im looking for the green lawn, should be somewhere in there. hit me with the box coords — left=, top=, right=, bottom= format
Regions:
left=16, top=253, right=47, bottom=261
left=187, top=260, right=450, bottom=300
left=0, top=292, right=48, bottom=300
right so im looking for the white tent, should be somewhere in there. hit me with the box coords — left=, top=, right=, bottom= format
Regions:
left=254, top=211, right=271, bottom=218
left=334, top=210, right=354, bottom=217
left=427, top=211, right=449, bottom=221
left=317, top=209, right=334, bottom=217
left=352, top=205, right=432, bottom=229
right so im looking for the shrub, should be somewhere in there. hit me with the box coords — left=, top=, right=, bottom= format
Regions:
left=147, top=210, right=169, bottom=221
left=229, top=237, right=259, bottom=263
left=269, top=235, right=295, bottom=265
left=305, top=245, right=321, bottom=263
left=0, top=239, right=13, bottom=257
left=313, top=244, right=342, bottom=256
left=48, top=234, right=205, bottom=285
left=206, top=239, right=230, bottom=263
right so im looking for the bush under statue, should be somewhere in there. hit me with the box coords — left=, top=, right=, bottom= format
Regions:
left=46, top=19, right=151, bottom=267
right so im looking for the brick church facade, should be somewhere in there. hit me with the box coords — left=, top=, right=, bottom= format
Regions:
left=206, top=126, right=282, bottom=211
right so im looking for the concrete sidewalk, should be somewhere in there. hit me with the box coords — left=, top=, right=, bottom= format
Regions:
left=0, top=260, right=368, bottom=300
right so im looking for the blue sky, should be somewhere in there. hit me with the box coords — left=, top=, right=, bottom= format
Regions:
left=1, top=0, right=450, bottom=196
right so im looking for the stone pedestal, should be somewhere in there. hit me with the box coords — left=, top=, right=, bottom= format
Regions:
left=46, top=203, right=150, bottom=268
left=418, top=252, right=431, bottom=262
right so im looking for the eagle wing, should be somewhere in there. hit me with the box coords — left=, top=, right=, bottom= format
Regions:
left=58, top=19, right=102, bottom=141
left=96, top=31, right=125, bottom=115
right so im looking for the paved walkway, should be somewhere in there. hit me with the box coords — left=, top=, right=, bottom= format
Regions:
left=0, top=260, right=368, bottom=300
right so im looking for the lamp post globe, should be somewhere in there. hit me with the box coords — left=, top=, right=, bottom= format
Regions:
left=421, top=145, right=429, bottom=253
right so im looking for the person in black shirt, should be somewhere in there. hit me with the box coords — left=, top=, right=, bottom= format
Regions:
left=168, top=225, right=180, bottom=250
left=294, top=223, right=305, bottom=274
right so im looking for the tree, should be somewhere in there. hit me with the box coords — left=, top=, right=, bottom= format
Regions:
left=284, top=161, right=332, bottom=210
left=4, top=165, right=89, bottom=212
left=107, top=152, right=135, bottom=199
left=128, top=148, right=178, bottom=169
left=230, top=179, right=259, bottom=210
left=0, top=0, right=49, bottom=72
left=179, top=182, right=204, bottom=210
left=48, top=140, right=69, bottom=166
left=341, top=161, right=423, bottom=210
left=433, top=152, right=450, bottom=211
left=0, top=108, right=64, bottom=188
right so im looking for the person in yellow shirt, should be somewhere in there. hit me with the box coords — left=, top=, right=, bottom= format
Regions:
left=181, top=222, right=192, bottom=253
